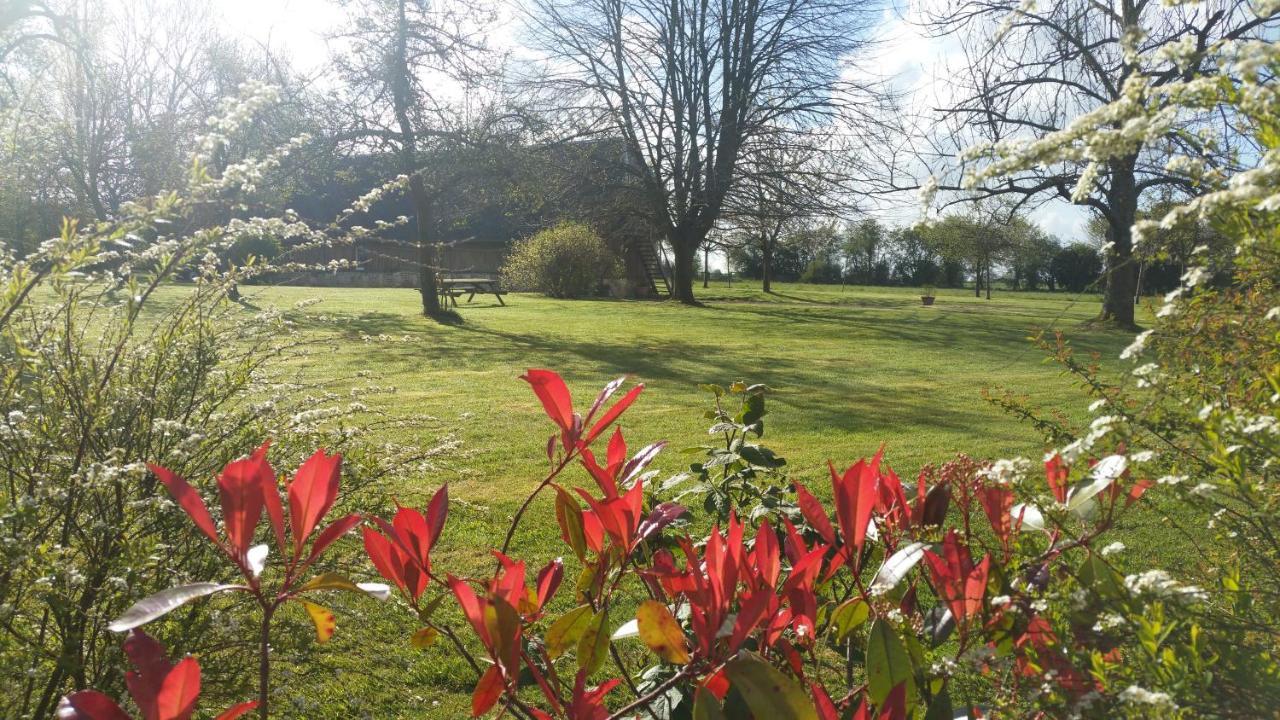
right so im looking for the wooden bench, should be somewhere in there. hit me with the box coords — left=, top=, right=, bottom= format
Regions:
left=438, top=277, right=507, bottom=307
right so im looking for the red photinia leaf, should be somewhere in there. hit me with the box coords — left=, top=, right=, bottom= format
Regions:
left=962, top=555, right=992, bottom=620
left=300, top=513, right=362, bottom=571
left=216, top=457, right=268, bottom=559
left=123, top=630, right=171, bottom=719
left=287, top=449, right=342, bottom=556
left=155, top=656, right=200, bottom=720
left=213, top=702, right=258, bottom=720
left=831, top=460, right=878, bottom=571
left=728, top=589, right=773, bottom=653
left=150, top=465, right=219, bottom=547
left=424, top=484, right=449, bottom=548
left=793, top=481, right=836, bottom=545
left=535, top=558, right=564, bottom=610
left=471, top=664, right=505, bottom=717
left=490, top=552, right=528, bottom=610
left=702, top=669, right=730, bottom=700
left=606, top=426, right=627, bottom=473
left=585, top=376, right=626, bottom=424
left=368, top=516, right=430, bottom=600
left=362, top=526, right=407, bottom=593
left=753, top=520, right=780, bottom=588
left=849, top=699, right=871, bottom=720
left=621, top=441, right=666, bottom=485
left=249, top=442, right=286, bottom=554
left=581, top=509, right=605, bottom=553
left=583, top=383, right=644, bottom=445
left=977, top=485, right=1014, bottom=549
left=392, top=505, right=434, bottom=571
left=924, top=531, right=990, bottom=626
left=878, top=682, right=908, bottom=720
left=566, top=671, right=620, bottom=720
left=812, top=682, right=840, bottom=720
left=57, top=691, right=132, bottom=720
left=580, top=448, right=620, bottom=498
left=575, top=483, right=644, bottom=552
left=637, top=502, right=687, bottom=544
left=521, top=369, right=575, bottom=432
left=448, top=575, right=490, bottom=645
left=1127, top=478, right=1154, bottom=506
left=1045, top=454, right=1069, bottom=503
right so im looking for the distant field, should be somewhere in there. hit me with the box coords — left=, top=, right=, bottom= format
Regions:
left=206, top=281, right=1157, bottom=716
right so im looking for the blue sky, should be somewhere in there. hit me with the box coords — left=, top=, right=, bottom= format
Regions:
left=215, top=0, right=1092, bottom=244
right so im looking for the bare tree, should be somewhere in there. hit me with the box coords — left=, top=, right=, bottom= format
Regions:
left=527, top=0, right=882, bottom=304
left=920, top=0, right=1275, bottom=327
left=721, top=142, right=847, bottom=293
left=330, top=0, right=500, bottom=319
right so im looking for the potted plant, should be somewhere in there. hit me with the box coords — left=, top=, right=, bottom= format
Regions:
left=921, top=284, right=936, bottom=306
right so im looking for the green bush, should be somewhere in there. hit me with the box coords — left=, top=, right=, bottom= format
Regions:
left=501, top=222, right=619, bottom=298
left=225, top=231, right=281, bottom=266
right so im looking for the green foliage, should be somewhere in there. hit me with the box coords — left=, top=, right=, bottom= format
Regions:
left=500, top=222, right=620, bottom=298
left=225, top=231, right=281, bottom=266
left=1050, top=242, right=1103, bottom=293
left=662, top=382, right=791, bottom=523
left=0, top=100, right=431, bottom=719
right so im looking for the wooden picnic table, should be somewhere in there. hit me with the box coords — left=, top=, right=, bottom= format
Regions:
left=438, top=276, right=507, bottom=307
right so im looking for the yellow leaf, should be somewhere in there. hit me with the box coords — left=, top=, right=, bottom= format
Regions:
left=300, top=600, right=336, bottom=643
left=410, top=627, right=439, bottom=649
left=576, top=608, right=610, bottom=674
left=546, top=605, right=594, bottom=660
left=296, top=572, right=360, bottom=594
left=636, top=600, right=690, bottom=665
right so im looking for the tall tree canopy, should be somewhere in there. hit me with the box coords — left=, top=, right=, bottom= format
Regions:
left=528, top=0, right=883, bottom=303
left=921, top=0, right=1275, bottom=326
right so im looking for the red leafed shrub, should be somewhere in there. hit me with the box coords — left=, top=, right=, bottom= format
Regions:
left=58, top=631, right=256, bottom=720
left=64, top=369, right=1186, bottom=719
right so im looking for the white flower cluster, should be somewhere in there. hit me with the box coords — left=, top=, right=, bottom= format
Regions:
left=979, top=457, right=1030, bottom=485
left=1058, top=415, right=1117, bottom=463
left=1123, top=569, right=1207, bottom=603
left=1092, top=612, right=1127, bottom=632
left=195, top=81, right=282, bottom=162
left=342, top=175, right=411, bottom=218
left=1119, top=329, right=1153, bottom=361
left=1117, top=685, right=1177, bottom=710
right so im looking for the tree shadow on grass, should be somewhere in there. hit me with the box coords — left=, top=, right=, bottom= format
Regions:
left=273, top=296, right=1128, bottom=454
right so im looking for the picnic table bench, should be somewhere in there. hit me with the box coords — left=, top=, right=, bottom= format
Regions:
left=438, top=276, right=507, bottom=307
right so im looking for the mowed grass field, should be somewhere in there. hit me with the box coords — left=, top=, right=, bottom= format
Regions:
left=203, top=281, right=1165, bottom=716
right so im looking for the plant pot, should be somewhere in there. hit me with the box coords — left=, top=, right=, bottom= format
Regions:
left=921, top=296, right=935, bottom=306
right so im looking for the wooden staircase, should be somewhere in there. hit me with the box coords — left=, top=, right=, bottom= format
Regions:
left=636, top=241, right=672, bottom=298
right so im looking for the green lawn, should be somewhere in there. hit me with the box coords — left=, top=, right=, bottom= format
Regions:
left=218, top=281, right=1147, bottom=716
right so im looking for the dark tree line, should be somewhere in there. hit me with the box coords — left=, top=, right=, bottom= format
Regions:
left=727, top=215, right=1108, bottom=295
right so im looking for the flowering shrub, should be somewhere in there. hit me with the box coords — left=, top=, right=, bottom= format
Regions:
left=37, top=6, right=1280, bottom=717
left=0, top=85, right=438, bottom=718
left=65, top=367, right=1193, bottom=719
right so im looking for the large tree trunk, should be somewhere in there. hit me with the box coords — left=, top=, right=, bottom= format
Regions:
left=391, top=0, right=441, bottom=317
left=669, top=231, right=699, bottom=304
left=1100, top=159, right=1138, bottom=328
left=408, top=178, right=440, bottom=315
